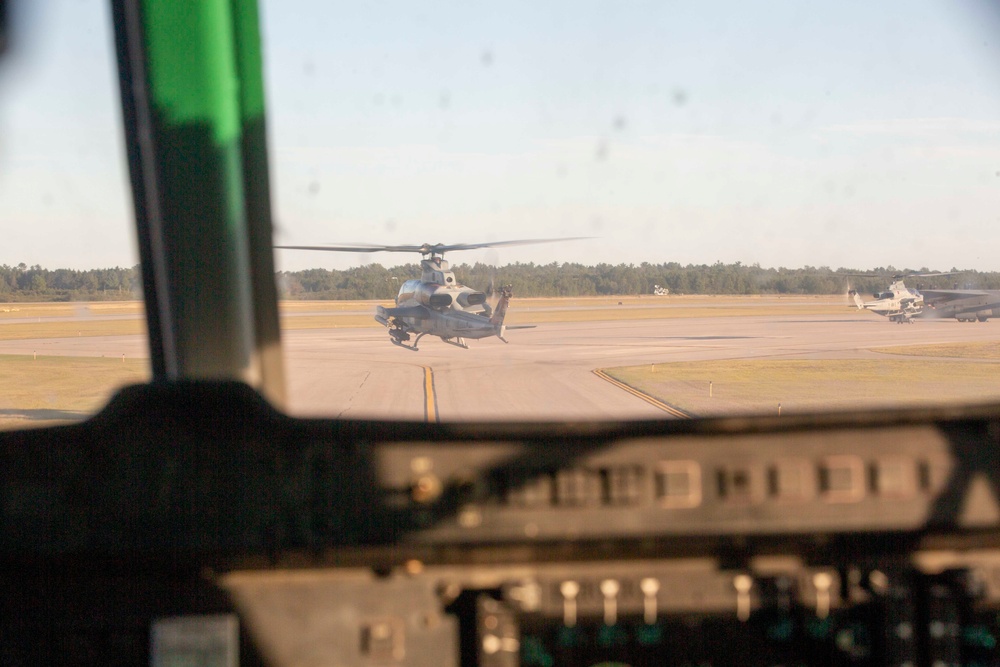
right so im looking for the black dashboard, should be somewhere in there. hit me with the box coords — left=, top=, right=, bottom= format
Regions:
left=2, top=381, right=999, bottom=665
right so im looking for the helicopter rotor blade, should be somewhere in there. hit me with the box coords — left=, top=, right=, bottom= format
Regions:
left=422, top=238, right=591, bottom=254
left=902, top=271, right=958, bottom=278
left=275, top=243, right=428, bottom=253
left=276, top=237, right=592, bottom=256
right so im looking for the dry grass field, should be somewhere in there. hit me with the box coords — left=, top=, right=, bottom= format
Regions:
left=0, top=302, right=143, bottom=319
left=0, top=355, right=148, bottom=428
left=604, top=356, right=1000, bottom=417
left=0, top=296, right=853, bottom=340
left=872, top=340, right=1000, bottom=360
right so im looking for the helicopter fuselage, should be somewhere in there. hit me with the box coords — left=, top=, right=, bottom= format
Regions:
left=394, top=278, right=488, bottom=313
left=855, top=280, right=924, bottom=322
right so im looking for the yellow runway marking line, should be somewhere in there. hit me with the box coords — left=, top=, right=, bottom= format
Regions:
left=423, top=366, right=439, bottom=423
left=593, top=368, right=692, bottom=418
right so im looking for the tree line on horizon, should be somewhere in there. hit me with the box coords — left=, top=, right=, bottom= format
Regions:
left=279, top=262, right=1000, bottom=300
left=0, top=264, right=141, bottom=301
left=1, top=261, right=998, bottom=302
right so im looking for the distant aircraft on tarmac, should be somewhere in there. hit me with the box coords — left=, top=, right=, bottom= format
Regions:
left=852, top=272, right=1000, bottom=323
left=918, top=287, right=1000, bottom=322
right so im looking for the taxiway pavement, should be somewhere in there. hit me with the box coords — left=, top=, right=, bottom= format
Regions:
left=1, top=312, right=998, bottom=422
left=285, top=313, right=997, bottom=421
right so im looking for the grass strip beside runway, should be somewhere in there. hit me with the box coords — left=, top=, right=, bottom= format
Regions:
left=0, top=297, right=855, bottom=340
left=0, top=319, right=145, bottom=340
left=871, top=340, right=1000, bottom=360
left=603, top=358, right=1000, bottom=417
left=509, top=304, right=847, bottom=324
left=0, top=355, right=149, bottom=428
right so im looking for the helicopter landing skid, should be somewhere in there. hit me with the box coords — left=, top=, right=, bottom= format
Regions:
left=389, top=330, right=425, bottom=351
left=442, top=336, right=469, bottom=349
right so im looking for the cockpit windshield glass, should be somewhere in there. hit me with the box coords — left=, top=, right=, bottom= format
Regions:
left=0, top=1, right=148, bottom=431
left=2, top=1, right=1000, bottom=428
left=265, top=1, right=1000, bottom=421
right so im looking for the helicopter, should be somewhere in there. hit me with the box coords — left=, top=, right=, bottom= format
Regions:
left=850, top=272, right=956, bottom=323
left=276, top=239, right=583, bottom=350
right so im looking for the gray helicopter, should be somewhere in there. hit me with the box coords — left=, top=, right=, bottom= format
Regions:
left=276, top=239, right=581, bottom=350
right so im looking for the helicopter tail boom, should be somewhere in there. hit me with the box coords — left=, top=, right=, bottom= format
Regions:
left=489, top=285, right=513, bottom=327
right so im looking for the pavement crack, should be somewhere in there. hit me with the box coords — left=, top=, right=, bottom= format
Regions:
left=335, top=371, right=371, bottom=417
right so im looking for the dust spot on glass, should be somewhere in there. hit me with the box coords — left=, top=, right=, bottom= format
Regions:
left=439, top=91, right=451, bottom=110
left=672, top=88, right=687, bottom=106
left=307, top=181, right=320, bottom=196
left=613, top=115, right=627, bottom=131
left=595, top=139, right=609, bottom=161
left=303, top=60, right=315, bottom=77
left=384, top=219, right=397, bottom=233
left=481, top=49, right=494, bottom=67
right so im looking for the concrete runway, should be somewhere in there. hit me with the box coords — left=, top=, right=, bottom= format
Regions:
left=2, top=311, right=998, bottom=422
left=284, top=312, right=999, bottom=421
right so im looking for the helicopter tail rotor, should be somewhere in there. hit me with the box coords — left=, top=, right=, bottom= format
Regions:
left=843, top=277, right=864, bottom=309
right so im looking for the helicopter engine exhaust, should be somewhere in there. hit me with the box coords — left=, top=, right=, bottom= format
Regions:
left=456, top=291, right=486, bottom=308
left=414, top=283, right=453, bottom=309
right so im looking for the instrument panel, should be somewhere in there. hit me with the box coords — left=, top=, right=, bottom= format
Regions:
left=1, top=382, right=999, bottom=665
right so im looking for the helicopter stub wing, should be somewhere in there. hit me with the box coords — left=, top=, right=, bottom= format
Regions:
left=381, top=305, right=430, bottom=318
left=375, top=304, right=430, bottom=327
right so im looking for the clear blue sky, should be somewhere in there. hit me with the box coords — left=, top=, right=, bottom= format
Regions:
left=1, top=0, right=999, bottom=272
